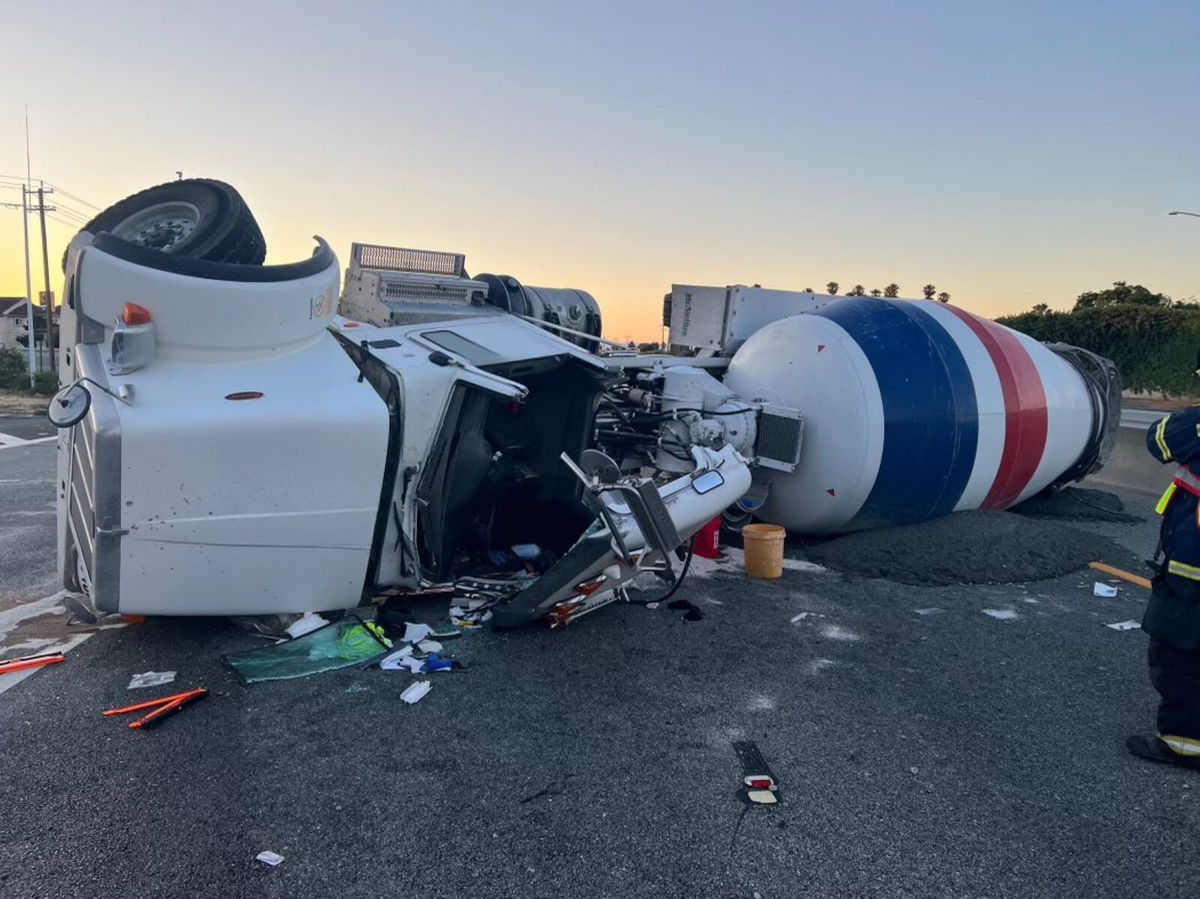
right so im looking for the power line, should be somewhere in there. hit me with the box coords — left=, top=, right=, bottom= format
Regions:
left=48, top=203, right=88, bottom=224
left=46, top=212, right=83, bottom=229
left=43, top=183, right=99, bottom=211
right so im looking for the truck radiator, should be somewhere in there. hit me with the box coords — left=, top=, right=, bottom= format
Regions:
left=754, top=406, right=804, bottom=472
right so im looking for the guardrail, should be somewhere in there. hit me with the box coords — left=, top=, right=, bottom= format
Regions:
left=1084, top=408, right=1173, bottom=496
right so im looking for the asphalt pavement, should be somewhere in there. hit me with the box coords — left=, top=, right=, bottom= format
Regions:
left=1, top=434, right=1198, bottom=898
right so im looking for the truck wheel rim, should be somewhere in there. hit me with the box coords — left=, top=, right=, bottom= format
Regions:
left=111, top=201, right=201, bottom=251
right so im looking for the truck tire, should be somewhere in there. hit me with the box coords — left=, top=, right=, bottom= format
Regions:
left=66, top=178, right=265, bottom=270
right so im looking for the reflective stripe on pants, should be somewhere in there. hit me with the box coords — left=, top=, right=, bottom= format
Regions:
left=1168, top=560, right=1200, bottom=581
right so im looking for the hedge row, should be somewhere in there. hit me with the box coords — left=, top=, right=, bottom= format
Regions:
left=997, top=305, right=1200, bottom=397
left=0, top=347, right=58, bottom=395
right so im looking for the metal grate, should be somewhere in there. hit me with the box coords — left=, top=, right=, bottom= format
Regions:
left=755, top=410, right=804, bottom=472
left=352, top=242, right=465, bottom=277
left=381, top=280, right=478, bottom=306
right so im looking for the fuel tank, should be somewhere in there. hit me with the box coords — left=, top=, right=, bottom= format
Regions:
left=723, top=297, right=1117, bottom=534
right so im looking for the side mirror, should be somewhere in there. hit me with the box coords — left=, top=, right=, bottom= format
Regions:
left=47, top=381, right=92, bottom=429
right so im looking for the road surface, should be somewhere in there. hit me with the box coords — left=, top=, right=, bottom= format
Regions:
left=1, top=428, right=1197, bottom=898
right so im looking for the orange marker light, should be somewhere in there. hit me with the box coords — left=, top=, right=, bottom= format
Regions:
left=122, top=303, right=152, bottom=326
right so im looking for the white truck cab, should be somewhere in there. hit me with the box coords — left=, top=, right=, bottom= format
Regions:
left=52, top=189, right=762, bottom=627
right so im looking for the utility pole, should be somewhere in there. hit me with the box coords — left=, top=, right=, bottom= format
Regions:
left=34, top=183, right=55, bottom=371
left=21, top=186, right=35, bottom=385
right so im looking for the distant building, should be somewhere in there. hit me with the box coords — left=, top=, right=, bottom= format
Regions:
left=0, top=298, right=29, bottom=350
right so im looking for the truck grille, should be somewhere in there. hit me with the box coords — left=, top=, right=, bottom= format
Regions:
left=68, top=413, right=97, bottom=589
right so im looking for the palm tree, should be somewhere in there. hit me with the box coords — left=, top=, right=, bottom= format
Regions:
left=936, top=291, right=950, bottom=303
left=870, top=289, right=882, bottom=297
left=826, top=282, right=839, bottom=296
left=883, top=283, right=900, bottom=298
left=922, top=284, right=936, bottom=300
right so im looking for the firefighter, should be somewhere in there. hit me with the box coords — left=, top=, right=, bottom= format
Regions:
left=1128, top=392, right=1200, bottom=770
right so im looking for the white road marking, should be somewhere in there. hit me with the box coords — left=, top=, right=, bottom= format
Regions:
left=0, top=632, right=94, bottom=696
left=0, top=432, right=56, bottom=450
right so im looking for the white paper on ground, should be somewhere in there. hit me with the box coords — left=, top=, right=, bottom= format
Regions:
left=417, top=639, right=443, bottom=653
left=1093, top=582, right=1119, bottom=598
left=402, top=623, right=434, bottom=644
left=1107, top=620, right=1141, bottom=631
left=127, top=670, right=176, bottom=689
left=983, top=609, right=1019, bottom=621
left=379, top=646, right=415, bottom=671
left=400, top=680, right=431, bottom=704
left=255, top=851, right=285, bottom=867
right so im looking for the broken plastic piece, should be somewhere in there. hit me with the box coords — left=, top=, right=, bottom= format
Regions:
left=403, top=623, right=434, bottom=644
left=417, top=639, right=443, bottom=654
left=422, top=653, right=454, bottom=673
left=400, top=681, right=431, bottom=704
left=1092, top=582, right=1119, bottom=598
left=285, top=612, right=328, bottom=638
left=379, top=646, right=415, bottom=670
left=255, top=851, right=285, bottom=867
left=747, top=789, right=778, bottom=805
left=1107, top=620, right=1141, bottom=631
left=743, top=775, right=777, bottom=791
left=128, top=671, right=176, bottom=690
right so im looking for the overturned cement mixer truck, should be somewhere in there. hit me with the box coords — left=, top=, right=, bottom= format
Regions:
left=47, top=179, right=1120, bottom=627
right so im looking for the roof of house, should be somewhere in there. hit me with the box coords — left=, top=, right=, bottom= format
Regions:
left=1, top=299, right=28, bottom=317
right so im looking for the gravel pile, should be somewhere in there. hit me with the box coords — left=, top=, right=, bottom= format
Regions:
left=802, top=509, right=1141, bottom=586
left=1012, top=486, right=1142, bottom=523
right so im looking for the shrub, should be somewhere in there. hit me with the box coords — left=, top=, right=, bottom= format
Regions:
left=32, top=370, right=59, bottom=396
left=998, top=305, right=1200, bottom=397
left=0, top=347, right=27, bottom=390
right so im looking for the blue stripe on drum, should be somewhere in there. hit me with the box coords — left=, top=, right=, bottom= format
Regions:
left=814, top=298, right=979, bottom=528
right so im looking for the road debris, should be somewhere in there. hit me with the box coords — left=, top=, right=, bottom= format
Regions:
left=733, top=740, right=782, bottom=805
left=284, top=612, right=327, bottom=638
left=0, top=651, right=64, bottom=676
left=667, top=598, right=704, bottom=621
left=403, top=623, right=434, bottom=644
left=1088, top=561, right=1152, bottom=589
left=1093, top=582, right=1119, bottom=598
left=983, top=609, right=1019, bottom=621
left=127, top=670, right=176, bottom=689
left=1107, top=620, right=1141, bottom=631
left=104, top=688, right=208, bottom=729
left=400, top=681, right=431, bottom=704
left=255, top=851, right=285, bottom=867
left=223, top=615, right=391, bottom=684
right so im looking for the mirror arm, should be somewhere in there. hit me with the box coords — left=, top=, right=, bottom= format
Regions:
left=76, top=376, right=135, bottom=406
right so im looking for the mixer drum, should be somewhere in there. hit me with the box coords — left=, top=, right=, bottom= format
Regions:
left=723, top=297, right=1098, bottom=534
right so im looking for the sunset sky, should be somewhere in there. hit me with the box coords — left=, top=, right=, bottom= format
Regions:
left=1, top=0, right=1197, bottom=341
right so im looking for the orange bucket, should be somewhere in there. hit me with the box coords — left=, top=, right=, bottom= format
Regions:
left=742, top=524, right=785, bottom=579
